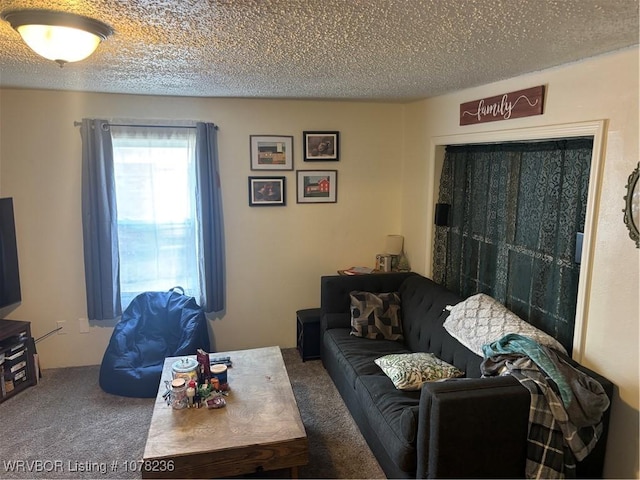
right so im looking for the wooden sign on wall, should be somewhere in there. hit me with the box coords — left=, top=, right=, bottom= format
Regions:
left=459, top=85, right=545, bottom=126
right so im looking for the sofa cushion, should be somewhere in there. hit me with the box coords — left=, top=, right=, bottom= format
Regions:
left=323, top=328, right=411, bottom=388
left=375, top=352, right=465, bottom=390
left=444, top=293, right=567, bottom=356
left=350, top=291, right=403, bottom=340
left=398, top=275, right=484, bottom=378
left=354, top=375, right=421, bottom=472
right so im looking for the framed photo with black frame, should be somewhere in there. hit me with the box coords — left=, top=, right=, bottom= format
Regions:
left=248, top=176, right=286, bottom=206
left=250, top=135, right=294, bottom=170
left=296, top=170, right=337, bottom=204
left=303, top=131, right=339, bottom=161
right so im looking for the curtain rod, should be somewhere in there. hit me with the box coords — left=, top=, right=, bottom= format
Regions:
left=73, top=121, right=217, bottom=130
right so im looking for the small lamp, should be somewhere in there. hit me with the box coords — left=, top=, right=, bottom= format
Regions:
left=1, top=9, right=113, bottom=67
left=385, top=235, right=404, bottom=256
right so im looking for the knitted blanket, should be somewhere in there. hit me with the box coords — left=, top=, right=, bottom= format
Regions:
left=481, top=334, right=609, bottom=479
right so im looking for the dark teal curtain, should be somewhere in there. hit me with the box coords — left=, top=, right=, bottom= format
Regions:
left=433, top=139, right=593, bottom=353
left=80, top=119, right=122, bottom=320
left=195, top=123, right=225, bottom=313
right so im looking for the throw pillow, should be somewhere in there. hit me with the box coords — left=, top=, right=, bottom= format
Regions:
left=443, top=293, right=567, bottom=357
left=350, top=291, right=403, bottom=341
left=375, top=352, right=464, bottom=390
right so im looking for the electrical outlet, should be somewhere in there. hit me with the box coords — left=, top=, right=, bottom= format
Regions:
left=78, top=318, right=90, bottom=334
left=56, top=321, right=66, bottom=335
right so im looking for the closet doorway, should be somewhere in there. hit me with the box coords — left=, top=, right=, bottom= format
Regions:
left=427, top=122, right=604, bottom=361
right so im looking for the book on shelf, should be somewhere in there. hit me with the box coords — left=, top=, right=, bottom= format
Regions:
left=342, top=266, right=374, bottom=275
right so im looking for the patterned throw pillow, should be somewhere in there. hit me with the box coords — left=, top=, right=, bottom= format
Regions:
left=443, top=293, right=567, bottom=357
left=375, top=352, right=464, bottom=390
left=350, top=291, right=403, bottom=341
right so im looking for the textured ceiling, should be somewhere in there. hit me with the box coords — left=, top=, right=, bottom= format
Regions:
left=0, top=0, right=638, bottom=101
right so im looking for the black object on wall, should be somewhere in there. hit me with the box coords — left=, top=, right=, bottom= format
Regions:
left=0, top=198, right=21, bottom=308
left=434, top=203, right=451, bottom=226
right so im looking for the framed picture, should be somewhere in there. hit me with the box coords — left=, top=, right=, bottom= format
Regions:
left=248, top=176, right=286, bottom=206
left=250, top=135, right=294, bottom=170
left=303, top=131, right=339, bottom=161
left=297, top=170, right=337, bottom=204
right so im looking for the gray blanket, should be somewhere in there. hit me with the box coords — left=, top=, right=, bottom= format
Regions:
left=482, top=334, right=610, bottom=479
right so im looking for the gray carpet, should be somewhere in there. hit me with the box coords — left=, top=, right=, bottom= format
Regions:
left=0, top=348, right=385, bottom=479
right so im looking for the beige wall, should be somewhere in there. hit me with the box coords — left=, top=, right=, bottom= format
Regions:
left=401, top=47, right=639, bottom=479
left=0, top=92, right=404, bottom=366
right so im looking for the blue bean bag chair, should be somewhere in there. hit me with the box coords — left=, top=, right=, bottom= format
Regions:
left=99, top=287, right=210, bottom=398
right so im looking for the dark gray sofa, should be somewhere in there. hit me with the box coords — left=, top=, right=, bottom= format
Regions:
left=320, top=272, right=613, bottom=478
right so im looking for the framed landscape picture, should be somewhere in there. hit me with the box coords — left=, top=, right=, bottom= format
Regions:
left=296, top=170, right=337, bottom=204
left=248, top=176, right=286, bottom=206
left=250, top=135, right=294, bottom=170
left=303, top=131, right=339, bottom=161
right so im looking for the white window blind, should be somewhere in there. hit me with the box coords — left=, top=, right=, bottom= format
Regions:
left=111, top=126, right=201, bottom=309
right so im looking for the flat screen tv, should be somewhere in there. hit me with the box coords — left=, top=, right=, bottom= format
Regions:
left=0, top=198, right=21, bottom=308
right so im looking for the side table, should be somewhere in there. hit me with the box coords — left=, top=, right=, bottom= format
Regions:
left=296, top=308, right=321, bottom=362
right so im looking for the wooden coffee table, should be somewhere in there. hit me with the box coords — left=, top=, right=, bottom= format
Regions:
left=142, top=346, right=308, bottom=478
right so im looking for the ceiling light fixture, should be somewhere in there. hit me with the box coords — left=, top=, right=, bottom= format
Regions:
left=1, top=9, right=113, bottom=67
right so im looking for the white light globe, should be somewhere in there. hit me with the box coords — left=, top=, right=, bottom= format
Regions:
left=17, top=24, right=102, bottom=64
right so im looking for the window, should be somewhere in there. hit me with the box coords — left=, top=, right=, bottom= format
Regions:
left=111, top=126, right=201, bottom=309
left=81, top=119, right=223, bottom=319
